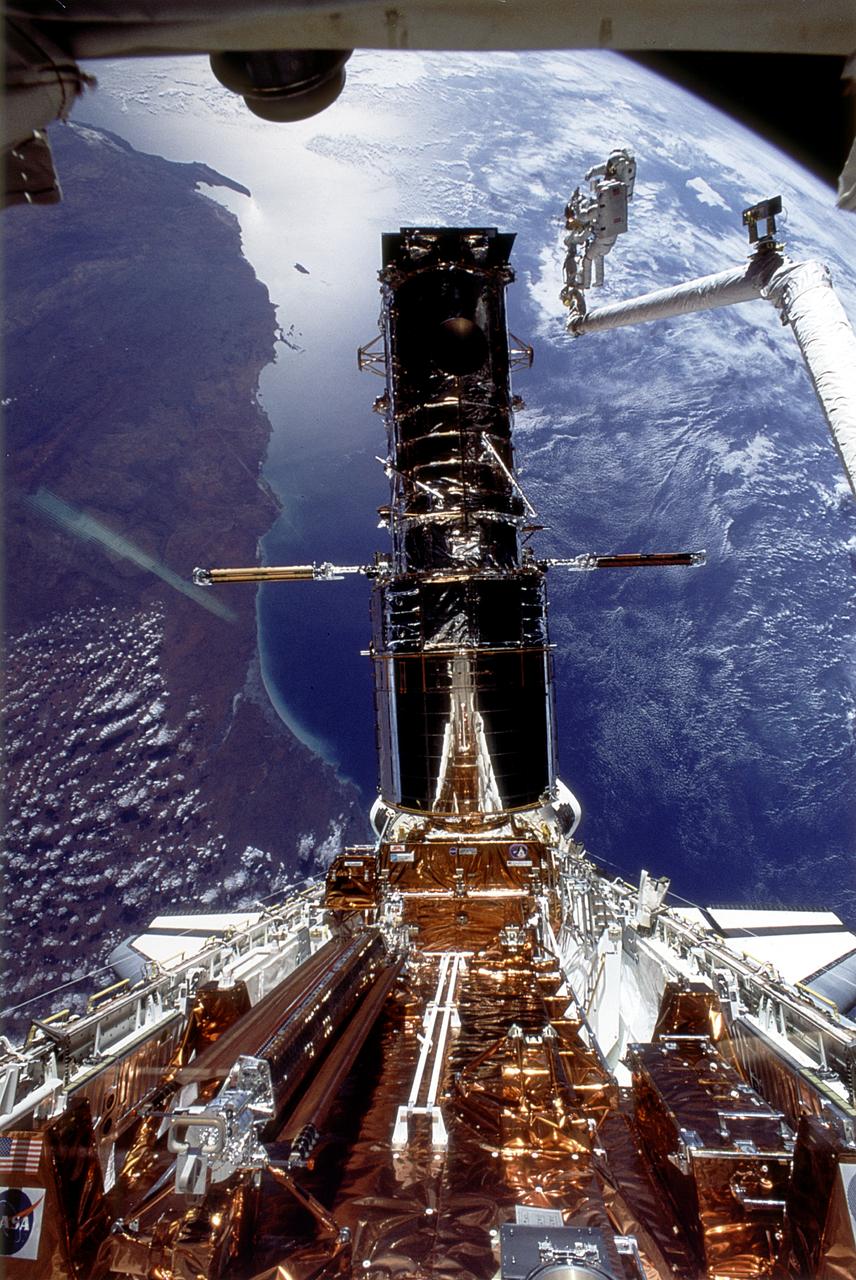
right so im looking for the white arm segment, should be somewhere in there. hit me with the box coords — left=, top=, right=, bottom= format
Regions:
left=569, top=260, right=771, bottom=333
left=764, top=260, right=856, bottom=493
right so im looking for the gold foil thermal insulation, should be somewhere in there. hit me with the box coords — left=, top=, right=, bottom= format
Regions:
left=330, top=947, right=618, bottom=1278
left=378, top=840, right=553, bottom=952
left=401, top=895, right=531, bottom=953
left=381, top=840, right=550, bottom=896
left=178, top=981, right=254, bottom=1064
left=691, top=1150, right=791, bottom=1279
left=238, top=939, right=673, bottom=1280
left=114, top=982, right=252, bottom=1203
left=630, top=1039, right=793, bottom=1278
left=98, top=1180, right=251, bottom=1279
left=2, top=1103, right=109, bottom=1280
left=781, top=1114, right=856, bottom=1279
left=45, top=1102, right=112, bottom=1278
left=70, top=983, right=247, bottom=1185
left=248, top=1269, right=310, bottom=1280
left=651, top=981, right=726, bottom=1045
left=101, top=937, right=385, bottom=1279
left=325, top=851, right=378, bottom=911
left=105, top=936, right=689, bottom=1280
left=245, top=1163, right=351, bottom=1280
left=70, top=1017, right=185, bottom=1176
left=596, top=1109, right=699, bottom=1280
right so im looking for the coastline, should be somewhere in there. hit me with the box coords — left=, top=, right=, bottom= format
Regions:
left=255, top=589, right=349, bottom=777
left=1, top=122, right=365, bottom=1034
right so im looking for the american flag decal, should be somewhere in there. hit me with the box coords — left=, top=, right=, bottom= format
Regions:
left=0, top=1134, right=42, bottom=1176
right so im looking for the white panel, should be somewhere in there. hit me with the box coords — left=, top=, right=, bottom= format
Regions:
left=724, top=933, right=856, bottom=984
left=131, top=934, right=210, bottom=965
left=148, top=912, right=262, bottom=930
left=707, top=908, right=845, bottom=930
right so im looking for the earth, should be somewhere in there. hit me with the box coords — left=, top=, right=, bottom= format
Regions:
left=3, top=50, right=855, bottom=1028
left=1, top=124, right=364, bottom=1035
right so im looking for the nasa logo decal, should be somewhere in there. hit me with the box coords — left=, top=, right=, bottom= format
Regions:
left=508, top=844, right=529, bottom=861
left=0, top=1187, right=45, bottom=1259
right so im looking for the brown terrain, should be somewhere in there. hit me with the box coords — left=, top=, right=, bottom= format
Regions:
left=1, top=123, right=365, bottom=1038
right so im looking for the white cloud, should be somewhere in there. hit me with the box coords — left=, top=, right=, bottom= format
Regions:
left=686, top=176, right=729, bottom=209
left=720, top=433, right=777, bottom=480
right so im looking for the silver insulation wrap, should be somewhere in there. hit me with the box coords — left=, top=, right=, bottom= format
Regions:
left=764, top=260, right=856, bottom=496
left=570, top=255, right=779, bottom=334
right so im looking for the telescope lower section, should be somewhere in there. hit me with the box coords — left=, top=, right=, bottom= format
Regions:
left=371, top=571, right=556, bottom=816
left=373, top=646, right=555, bottom=815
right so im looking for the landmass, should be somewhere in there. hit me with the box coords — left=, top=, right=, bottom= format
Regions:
left=1, top=122, right=365, bottom=1037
